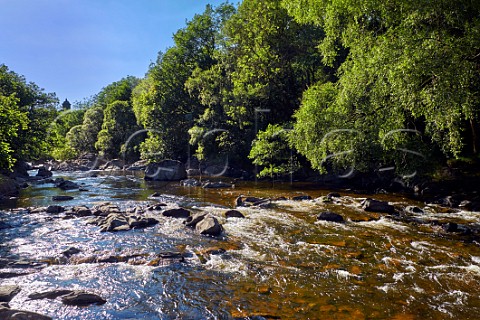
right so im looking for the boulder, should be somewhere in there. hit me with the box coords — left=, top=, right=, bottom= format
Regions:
left=196, top=216, right=223, bottom=237
left=144, top=160, right=187, bottom=181
left=184, top=212, right=207, bottom=228
left=99, top=214, right=130, bottom=232
left=317, top=211, right=344, bottom=223
left=405, top=206, right=424, bottom=214
left=72, top=206, right=93, bottom=217
left=327, top=192, right=341, bottom=199
left=36, top=166, right=53, bottom=178
left=0, top=175, right=19, bottom=197
left=52, top=195, right=74, bottom=201
left=224, top=210, right=245, bottom=219
left=62, top=247, right=81, bottom=257
left=126, top=160, right=149, bottom=171
left=162, top=208, right=191, bottom=219
left=128, top=216, right=159, bottom=229
left=186, top=169, right=201, bottom=176
left=0, top=286, right=20, bottom=302
left=443, top=222, right=458, bottom=233
left=61, top=291, right=106, bottom=306
left=236, top=196, right=269, bottom=207
left=28, top=289, right=74, bottom=300
left=46, top=205, right=64, bottom=214
left=56, top=180, right=79, bottom=190
left=361, top=199, right=395, bottom=213
left=100, top=159, right=124, bottom=170
left=291, top=195, right=312, bottom=201
left=0, top=309, right=52, bottom=320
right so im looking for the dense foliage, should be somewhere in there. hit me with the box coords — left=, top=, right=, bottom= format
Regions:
left=2, top=0, right=479, bottom=180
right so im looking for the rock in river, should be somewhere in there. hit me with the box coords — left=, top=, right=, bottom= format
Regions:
left=0, top=285, right=20, bottom=302
left=162, top=208, right=191, bottom=219
left=61, top=291, right=107, bottom=306
left=0, top=309, right=52, bottom=320
left=196, top=216, right=223, bottom=237
left=317, top=211, right=344, bottom=223
left=224, top=210, right=245, bottom=219
left=52, top=195, right=74, bottom=201
left=361, top=198, right=395, bottom=214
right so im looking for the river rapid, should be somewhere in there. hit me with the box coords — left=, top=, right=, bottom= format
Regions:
left=1, top=171, right=480, bottom=319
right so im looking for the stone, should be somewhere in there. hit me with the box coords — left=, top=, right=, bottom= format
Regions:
left=128, top=216, right=159, bottom=229
left=184, top=212, right=207, bottom=228
left=291, top=195, right=312, bottom=201
left=405, top=206, right=424, bottom=214
left=0, top=286, right=20, bottom=302
left=0, top=309, right=52, bottom=320
left=202, top=181, right=233, bottom=189
left=327, top=192, right=341, bottom=198
left=443, top=222, right=458, bottom=233
left=73, top=206, right=92, bottom=217
left=144, top=160, right=187, bottom=181
left=361, top=199, right=395, bottom=214
left=52, top=195, right=74, bottom=201
left=28, top=289, right=74, bottom=300
left=62, top=247, right=81, bottom=257
left=61, top=291, right=106, bottom=306
left=99, top=214, right=129, bottom=232
left=196, top=216, right=223, bottom=237
left=36, top=166, right=53, bottom=178
left=162, top=208, right=191, bottom=219
left=56, top=180, right=79, bottom=190
left=150, top=192, right=161, bottom=197
left=317, top=212, right=344, bottom=223
left=46, top=205, right=64, bottom=214
left=225, top=210, right=245, bottom=219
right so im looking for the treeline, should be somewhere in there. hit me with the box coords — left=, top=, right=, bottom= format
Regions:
left=1, top=0, right=479, bottom=179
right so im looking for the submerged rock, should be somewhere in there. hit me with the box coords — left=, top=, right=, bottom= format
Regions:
left=317, top=211, right=344, bottom=223
left=202, top=181, right=233, bottom=189
left=181, top=178, right=202, bottom=187
left=52, top=195, right=74, bottom=201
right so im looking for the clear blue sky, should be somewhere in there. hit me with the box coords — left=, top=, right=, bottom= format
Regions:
left=0, top=0, right=229, bottom=104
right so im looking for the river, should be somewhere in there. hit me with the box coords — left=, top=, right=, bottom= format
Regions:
left=1, top=170, right=479, bottom=319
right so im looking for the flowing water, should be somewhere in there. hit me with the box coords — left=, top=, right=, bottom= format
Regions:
left=1, top=171, right=480, bottom=319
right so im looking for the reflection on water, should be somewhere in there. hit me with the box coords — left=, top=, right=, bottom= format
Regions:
left=1, top=171, right=480, bottom=319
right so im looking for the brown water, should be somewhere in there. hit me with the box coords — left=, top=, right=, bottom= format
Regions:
left=1, top=171, right=479, bottom=319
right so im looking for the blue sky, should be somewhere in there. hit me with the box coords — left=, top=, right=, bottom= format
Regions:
left=0, top=0, right=229, bottom=104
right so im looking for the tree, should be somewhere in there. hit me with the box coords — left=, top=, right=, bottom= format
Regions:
left=95, top=100, right=140, bottom=159
left=133, top=3, right=235, bottom=161
left=0, top=94, right=28, bottom=169
left=0, top=64, right=58, bottom=168
left=284, top=0, right=480, bottom=175
left=186, top=0, right=324, bottom=167
left=249, top=124, right=299, bottom=179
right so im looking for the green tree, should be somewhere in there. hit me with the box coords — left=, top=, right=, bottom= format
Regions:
left=187, top=0, right=324, bottom=167
left=249, top=124, right=299, bottom=178
left=284, top=0, right=480, bottom=175
left=133, top=3, right=235, bottom=161
left=95, top=100, right=140, bottom=159
left=0, top=94, right=28, bottom=169
left=0, top=64, right=58, bottom=167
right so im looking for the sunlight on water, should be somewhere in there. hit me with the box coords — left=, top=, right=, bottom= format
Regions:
left=1, top=171, right=480, bottom=319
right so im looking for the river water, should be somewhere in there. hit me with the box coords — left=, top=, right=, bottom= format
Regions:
left=1, top=171, right=480, bottom=319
